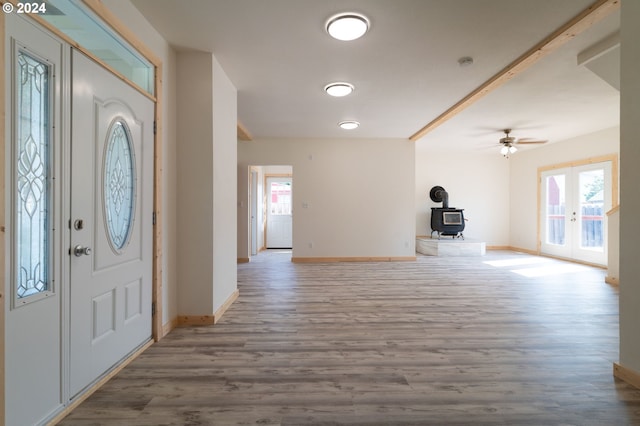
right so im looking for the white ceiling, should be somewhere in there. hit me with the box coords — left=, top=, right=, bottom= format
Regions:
left=131, top=0, right=620, bottom=153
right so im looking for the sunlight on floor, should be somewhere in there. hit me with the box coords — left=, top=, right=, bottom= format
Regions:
left=484, top=255, right=592, bottom=277
left=511, top=262, right=591, bottom=277
left=483, top=256, right=552, bottom=268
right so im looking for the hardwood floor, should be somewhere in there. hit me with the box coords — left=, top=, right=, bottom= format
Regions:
left=58, top=250, right=640, bottom=425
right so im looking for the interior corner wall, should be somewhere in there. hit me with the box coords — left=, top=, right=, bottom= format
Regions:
left=100, top=0, right=179, bottom=327
left=238, top=138, right=415, bottom=259
left=415, top=149, right=510, bottom=245
left=619, top=0, right=640, bottom=374
left=508, top=126, right=620, bottom=252
left=175, top=52, right=238, bottom=316
left=176, top=51, right=214, bottom=315
left=211, top=57, right=237, bottom=313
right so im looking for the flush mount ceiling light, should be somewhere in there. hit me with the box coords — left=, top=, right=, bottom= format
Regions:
left=338, top=120, right=360, bottom=130
left=324, top=82, right=355, bottom=97
left=326, top=13, right=369, bottom=41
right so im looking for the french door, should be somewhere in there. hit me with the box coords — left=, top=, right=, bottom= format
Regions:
left=266, top=176, right=293, bottom=248
left=540, top=161, right=612, bottom=265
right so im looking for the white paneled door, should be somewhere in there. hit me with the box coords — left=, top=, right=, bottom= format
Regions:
left=69, top=50, right=153, bottom=396
left=266, top=176, right=293, bottom=248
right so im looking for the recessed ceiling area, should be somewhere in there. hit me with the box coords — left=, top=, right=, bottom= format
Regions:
left=131, top=0, right=620, bottom=151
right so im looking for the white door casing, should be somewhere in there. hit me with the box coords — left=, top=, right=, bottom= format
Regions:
left=266, top=176, right=292, bottom=249
left=69, top=50, right=153, bottom=396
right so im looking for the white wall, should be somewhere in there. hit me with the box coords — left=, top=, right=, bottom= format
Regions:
left=619, top=0, right=640, bottom=375
left=102, top=0, right=178, bottom=325
left=509, top=126, right=619, bottom=252
left=238, top=139, right=415, bottom=259
left=105, top=1, right=238, bottom=320
left=176, top=51, right=238, bottom=316
left=415, top=149, right=510, bottom=245
left=176, top=52, right=214, bottom=315
left=211, top=57, right=238, bottom=313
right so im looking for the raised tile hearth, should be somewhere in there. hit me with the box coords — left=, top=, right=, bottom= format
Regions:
left=416, top=236, right=486, bottom=256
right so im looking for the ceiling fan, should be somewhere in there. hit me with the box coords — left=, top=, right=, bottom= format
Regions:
left=499, top=128, right=547, bottom=157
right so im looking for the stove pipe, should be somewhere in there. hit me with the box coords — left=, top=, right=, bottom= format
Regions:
left=438, top=189, right=449, bottom=208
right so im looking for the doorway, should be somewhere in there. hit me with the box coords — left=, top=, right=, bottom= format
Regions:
left=539, top=158, right=616, bottom=265
left=266, top=176, right=293, bottom=249
left=247, top=166, right=293, bottom=259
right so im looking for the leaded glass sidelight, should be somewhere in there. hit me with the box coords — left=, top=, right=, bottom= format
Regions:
left=15, top=51, right=51, bottom=300
left=104, top=119, right=136, bottom=252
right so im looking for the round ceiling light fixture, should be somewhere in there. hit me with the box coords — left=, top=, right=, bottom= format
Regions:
left=324, top=82, right=355, bottom=97
left=326, top=13, right=369, bottom=41
left=338, top=120, right=360, bottom=130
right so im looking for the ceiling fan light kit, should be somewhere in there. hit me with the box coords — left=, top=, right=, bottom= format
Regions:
left=500, top=144, right=517, bottom=156
left=498, top=128, right=546, bottom=157
left=326, top=12, right=369, bottom=130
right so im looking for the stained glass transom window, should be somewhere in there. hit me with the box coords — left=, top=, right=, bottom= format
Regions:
left=104, top=119, right=135, bottom=251
left=16, top=51, right=51, bottom=299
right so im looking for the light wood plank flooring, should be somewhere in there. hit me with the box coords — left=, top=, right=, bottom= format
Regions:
left=58, top=250, right=640, bottom=425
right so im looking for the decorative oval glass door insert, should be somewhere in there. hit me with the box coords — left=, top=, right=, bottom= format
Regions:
left=104, top=119, right=136, bottom=252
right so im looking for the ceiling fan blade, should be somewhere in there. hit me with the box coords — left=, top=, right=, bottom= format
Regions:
left=516, top=139, right=548, bottom=145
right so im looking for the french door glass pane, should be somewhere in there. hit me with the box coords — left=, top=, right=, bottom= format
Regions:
left=546, top=174, right=565, bottom=245
left=16, top=51, right=50, bottom=299
left=579, top=169, right=604, bottom=250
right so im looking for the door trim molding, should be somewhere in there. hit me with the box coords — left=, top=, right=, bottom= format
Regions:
left=537, top=153, right=618, bottom=253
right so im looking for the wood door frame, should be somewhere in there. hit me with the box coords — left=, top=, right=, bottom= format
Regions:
left=537, top=154, right=619, bottom=259
left=0, top=2, right=164, bottom=421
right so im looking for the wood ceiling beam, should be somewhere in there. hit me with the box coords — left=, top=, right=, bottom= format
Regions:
left=237, top=120, right=253, bottom=141
left=409, top=0, right=620, bottom=142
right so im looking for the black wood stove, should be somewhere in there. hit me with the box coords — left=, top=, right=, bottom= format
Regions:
left=429, top=186, right=465, bottom=239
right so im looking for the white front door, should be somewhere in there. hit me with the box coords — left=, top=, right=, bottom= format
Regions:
left=540, top=161, right=612, bottom=265
left=69, top=50, right=153, bottom=396
left=266, top=176, right=292, bottom=248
